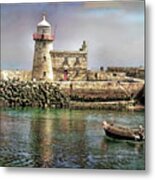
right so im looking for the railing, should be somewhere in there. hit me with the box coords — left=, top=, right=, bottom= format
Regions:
left=33, top=33, right=54, bottom=41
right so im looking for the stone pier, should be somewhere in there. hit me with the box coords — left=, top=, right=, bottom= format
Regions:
left=0, top=80, right=144, bottom=110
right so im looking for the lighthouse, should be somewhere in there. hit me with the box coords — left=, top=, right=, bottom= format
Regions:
left=32, top=15, right=54, bottom=81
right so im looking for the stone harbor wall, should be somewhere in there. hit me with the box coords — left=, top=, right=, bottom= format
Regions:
left=1, top=68, right=144, bottom=82
left=70, top=100, right=136, bottom=110
left=87, top=70, right=126, bottom=81
left=107, top=67, right=145, bottom=79
left=0, top=70, right=32, bottom=81
left=58, top=81, right=144, bottom=102
left=0, top=80, right=144, bottom=110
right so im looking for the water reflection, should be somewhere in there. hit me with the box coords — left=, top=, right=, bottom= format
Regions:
left=0, top=108, right=145, bottom=169
left=30, top=117, right=53, bottom=167
left=51, top=110, right=87, bottom=168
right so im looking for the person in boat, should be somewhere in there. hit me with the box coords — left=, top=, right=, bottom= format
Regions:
left=102, top=121, right=109, bottom=129
left=138, top=125, right=145, bottom=140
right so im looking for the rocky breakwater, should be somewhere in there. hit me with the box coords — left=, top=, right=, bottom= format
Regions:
left=0, top=80, right=70, bottom=108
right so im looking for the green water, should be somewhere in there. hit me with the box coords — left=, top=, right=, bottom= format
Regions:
left=0, top=108, right=145, bottom=169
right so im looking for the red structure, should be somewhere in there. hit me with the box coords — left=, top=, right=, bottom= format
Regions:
left=64, top=70, right=68, bottom=81
left=33, top=33, right=54, bottom=41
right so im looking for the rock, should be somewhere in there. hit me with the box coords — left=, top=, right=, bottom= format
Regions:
left=0, top=80, right=70, bottom=108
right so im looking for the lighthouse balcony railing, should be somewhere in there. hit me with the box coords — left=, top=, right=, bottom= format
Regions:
left=33, top=33, right=54, bottom=40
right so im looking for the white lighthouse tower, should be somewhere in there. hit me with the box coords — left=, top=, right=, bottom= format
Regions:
left=32, top=15, right=54, bottom=81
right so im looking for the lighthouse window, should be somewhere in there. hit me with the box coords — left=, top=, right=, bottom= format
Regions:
left=95, top=73, right=98, bottom=79
left=42, top=29, right=45, bottom=34
left=43, top=71, right=46, bottom=77
left=43, top=56, right=46, bottom=61
left=76, top=69, right=79, bottom=76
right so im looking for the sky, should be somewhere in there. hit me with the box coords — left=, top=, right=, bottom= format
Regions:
left=1, top=0, right=144, bottom=70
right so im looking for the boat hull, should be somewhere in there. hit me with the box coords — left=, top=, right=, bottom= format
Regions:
left=102, top=121, right=144, bottom=141
left=104, top=129, right=140, bottom=141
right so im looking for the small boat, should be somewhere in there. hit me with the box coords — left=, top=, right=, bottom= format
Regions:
left=102, top=121, right=145, bottom=141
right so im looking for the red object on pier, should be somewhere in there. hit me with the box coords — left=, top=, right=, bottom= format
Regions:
left=64, top=70, right=68, bottom=81
left=33, top=33, right=54, bottom=41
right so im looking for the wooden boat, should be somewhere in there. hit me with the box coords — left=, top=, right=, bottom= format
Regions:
left=102, top=121, right=145, bottom=141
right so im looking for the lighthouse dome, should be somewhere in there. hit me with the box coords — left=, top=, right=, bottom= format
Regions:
left=37, top=15, right=51, bottom=27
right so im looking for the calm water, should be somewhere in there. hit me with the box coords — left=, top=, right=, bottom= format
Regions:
left=0, top=108, right=145, bottom=169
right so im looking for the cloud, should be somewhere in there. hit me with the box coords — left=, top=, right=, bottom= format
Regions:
left=1, top=1, right=144, bottom=70
left=83, top=0, right=144, bottom=12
